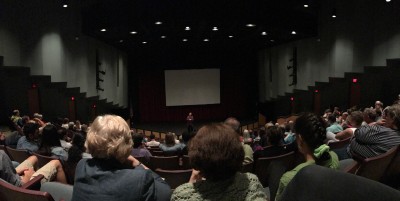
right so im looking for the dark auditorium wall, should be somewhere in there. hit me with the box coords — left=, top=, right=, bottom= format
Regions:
left=129, top=47, right=258, bottom=123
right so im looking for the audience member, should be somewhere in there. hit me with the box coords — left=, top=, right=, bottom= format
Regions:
left=171, top=123, right=267, bottom=201
left=64, top=133, right=90, bottom=184
left=333, top=111, right=364, bottom=141
left=326, top=114, right=343, bottom=134
left=0, top=150, right=67, bottom=186
left=10, top=109, right=23, bottom=127
left=71, top=114, right=171, bottom=201
left=131, top=133, right=152, bottom=161
left=363, top=107, right=377, bottom=125
left=348, top=104, right=400, bottom=159
left=36, top=124, right=68, bottom=161
left=254, top=126, right=287, bottom=160
left=146, top=134, right=160, bottom=147
left=275, top=113, right=339, bottom=201
left=17, top=122, right=40, bottom=152
left=159, top=132, right=182, bottom=155
left=283, top=120, right=295, bottom=144
left=224, top=117, right=254, bottom=164
left=58, top=127, right=72, bottom=150
left=180, top=131, right=195, bottom=155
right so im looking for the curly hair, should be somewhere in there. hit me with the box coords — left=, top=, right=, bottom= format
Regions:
left=85, top=115, right=132, bottom=163
left=189, top=123, right=244, bottom=182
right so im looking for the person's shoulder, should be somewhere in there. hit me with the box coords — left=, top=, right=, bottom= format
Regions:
left=171, top=183, right=196, bottom=200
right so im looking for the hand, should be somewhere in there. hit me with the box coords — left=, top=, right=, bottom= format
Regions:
left=20, top=168, right=35, bottom=184
left=189, top=169, right=202, bottom=183
left=376, top=119, right=386, bottom=126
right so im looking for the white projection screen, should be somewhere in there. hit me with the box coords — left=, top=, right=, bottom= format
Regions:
left=164, top=69, right=220, bottom=106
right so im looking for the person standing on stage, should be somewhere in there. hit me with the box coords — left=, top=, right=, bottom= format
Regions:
left=187, top=112, right=194, bottom=133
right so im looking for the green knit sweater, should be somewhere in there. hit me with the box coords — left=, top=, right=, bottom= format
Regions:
left=171, top=172, right=268, bottom=201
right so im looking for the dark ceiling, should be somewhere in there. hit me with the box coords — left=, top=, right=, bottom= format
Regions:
left=80, top=0, right=320, bottom=51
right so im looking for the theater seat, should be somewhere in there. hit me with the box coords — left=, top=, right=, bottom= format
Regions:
left=279, top=165, right=400, bottom=201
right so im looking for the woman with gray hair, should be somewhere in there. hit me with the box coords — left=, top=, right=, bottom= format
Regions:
left=71, top=114, right=171, bottom=201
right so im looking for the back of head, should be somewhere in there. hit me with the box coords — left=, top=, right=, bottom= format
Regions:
left=149, top=133, right=155, bottom=140
left=327, top=114, right=337, bottom=124
left=86, top=115, right=132, bottom=163
left=363, top=108, right=377, bottom=122
left=294, top=113, right=327, bottom=152
left=349, top=111, right=364, bottom=127
left=23, top=122, right=39, bottom=138
left=384, top=104, right=400, bottom=130
left=224, top=117, right=240, bottom=133
left=68, top=133, right=85, bottom=163
left=41, top=124, right=61, bottom=147
left=267, top=126, right=283, bottom=146
left=132, top=133, right=144, bottom=148
left=165, top=132, right=176, bottom=146
left=189, top=123, right=244, bottom=182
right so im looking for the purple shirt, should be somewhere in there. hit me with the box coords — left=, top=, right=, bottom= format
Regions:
left=130, top=148, right=152, bottom=161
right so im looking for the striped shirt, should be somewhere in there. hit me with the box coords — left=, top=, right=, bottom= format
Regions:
left=347, top=125, right=400, bottom=159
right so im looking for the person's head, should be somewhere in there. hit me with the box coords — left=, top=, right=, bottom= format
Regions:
left=363, top=108, right=377, bottom=123
left=13, top=109, right=20, bottom=116
left=21, top=115, right=30, bottom=125
left=149, top=133, right=156, bottom=140
left=63, top=118, right=69, bottom=124
left=57, top=127, right=67, bottom=140
left=41, top=124, right=61, bottom=147
left=267, top=126, right=284, bottom=146
left=23, top=122, right=40, bottom=141
left=85, top=115, right=132, bottom=163
left=132, top=133, right=144, bottom=148
left=224, top=117, right=240, bottom=133
left=68, top=132, right=86, bottom=163
left=347, top=111, right=364, bottom=128
left=189, top=123, right=244, bottom=182
left=382, top=104, right=400, bottom=130
left=165, top=132, right=176, bottom=146
left=294, top=113, right=327, bottom=156
left=327, top=114, right=337, bottom=124
left=265, top=122, right=274, bottom=129
left=189, top=112, right=192, bottom=116
left=375, top=101, right=383, bottom=109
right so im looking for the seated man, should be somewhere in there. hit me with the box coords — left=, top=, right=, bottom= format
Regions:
left=146, top=134, right=160, bottom=147
left=326, top=114, right=343, bottom=134
left=0, top=150, right=67, bottom=186
left=224, top=117, right=254, bottom=164
left=131, top=133, right=152, bottom=161
left=17, top=122, right=40, bottom=152
left=347, top=104, right=400, bottom=159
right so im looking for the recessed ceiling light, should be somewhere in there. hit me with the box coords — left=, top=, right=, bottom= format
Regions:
left=304, top=4, right=309, bottom=8
left=203, top=38, right=209, bottom=42
left=142, top=41, right=147, bottom=44
left=212, top=27, right=218, bottom=31
left=228, top=35, right=234, bottom=38
left=270, top=39, right=275, bottom=42
left=183, top=39, right=188, bottom=42
left=332, top=14, right=337, bottom=18
left=261, top=32, right=267, bottom=36
left=119, top=40, right=123, bottom=43
left=100, top=29, right=106, bottom=32
left=291, top=31, right=296, bottom=35
left=155, top=21, right=162, bottom=25
left=63, top=4, right=68, bottom=8
left=130, top=31, right=137, bottom=34
left=386, top=0, right=391, bottom=2
left=246, top=24, right=256, bottom=27
left=185, top=26, right=191, bottom=31
left=161, top=35, right=166, bottom=39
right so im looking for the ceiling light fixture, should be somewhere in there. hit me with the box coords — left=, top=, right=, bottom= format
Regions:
left=386, top=0, right=391, bottom=2
left=185, top=26, right=190, bottom=31
left=291, top=31, right=296, bottom=35
left=212, top=27, right=218, bottom=31
left=119, top=40, right=123, bottom=43
left=183, top=39, right=188, bottom=42
left=63, top=4, right=68, bottom=8
left=155, top=21, right=162, bottom=25
left=203, top=38, right=209, bottom=42
left=130, top=31, right=137, bottom=34
left=270, top=39, right=275, bottom=42
left=261, top=32, right=267, bottom=35
left=161, top=35, right=166, bottom=39
left=304, top=4, right=309, bottom=8
left=142, top=41, right=147, bottom=44
left=100, top=29, right=106, bottom=32
left=332, top=9, right=337, bottom=18
left=228, top=35, right=234, bottom=38
left=246, top=24, right=256, bottom=27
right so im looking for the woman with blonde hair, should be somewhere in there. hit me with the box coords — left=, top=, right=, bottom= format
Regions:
left=71, top=115, right=171, bottom=201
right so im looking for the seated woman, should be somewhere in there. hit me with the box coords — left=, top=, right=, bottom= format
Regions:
left=63, top=133, right=90, bottom=184
left=253, top=126, right=287, bottom=160
left=0, top=150, right=67, bottom=186
left=159, top=132, right=182, bottom=155
left=71, top=115, right=171, bottom=201
left=36, top=124, right=68, bottom=161
left=275, top=113, right=339, bottom=201
left=171, top=123, right=267, bottom=201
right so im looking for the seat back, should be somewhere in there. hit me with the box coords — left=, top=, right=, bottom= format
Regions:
left=0, top=178, right=54, bottom=201
left=151, top=150, right=165, bottom=156
left=40, top=182, right=73, bottom=201
left=32, top=152, right=57, bottom=169
left=181, top=155, right=191, bottom=169
left=155, top=168, right=192, bottom=189
left=356, top=145, right=399, bottom=181
left=381, top=147, right=400, bottom=188
left=150, top=156, right=180, bottom=170
left=254, top=151, right=295, bottom=187
left=328, top=137, right=351, bottom=150
left=6, top=147, right=31, bottom=163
